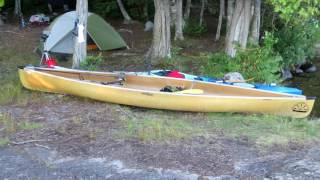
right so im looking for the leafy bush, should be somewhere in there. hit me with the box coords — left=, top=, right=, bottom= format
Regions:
left=183, top=19, right=207, bottom=37
left=80, top=54, right=103, bottom=71
left=89, top=0, right=121, bottom=18
left=89, top=0, right=152, bottom=21
left=201, top=32, right=282, bottom=83
left=273, top=21, right=320, bottom=68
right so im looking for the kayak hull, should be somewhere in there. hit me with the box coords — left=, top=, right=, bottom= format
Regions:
left=19, top=67, right=315, bottom=118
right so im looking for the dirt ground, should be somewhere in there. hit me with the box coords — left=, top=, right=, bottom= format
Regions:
left=1, top=20, right=320, bottom=179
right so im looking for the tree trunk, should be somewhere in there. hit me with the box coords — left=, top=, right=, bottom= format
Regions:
left=226, top=0, right=235, bottom=31
left=72, top=0, right=88, bottom=69
left=215, top=0, right=225, bottom=41
left=239, top=0, right=252, bottom=48
left=174, top=0, right=184, bottom=40
left=143, top=2, right=149, bottom=20
left=170, top=0, right=177, bottom=26
left=148, top=0, right=171, bottom=60
left=225, top=0, right=253, bottom=57
left=0, top=17, right=3, bottom=26
left=199, top=0, right=206, bottom=26
left=249, top=0, right=261, bottom=44
left=117, top=0, right=132, bottom=23
left=184, top=0, right=191, bottom=20
left=14, top=0, right=21, bottom=16
left=225, top=0, right=246, bottom=57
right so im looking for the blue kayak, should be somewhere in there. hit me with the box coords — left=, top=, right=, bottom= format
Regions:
left=254, top=84, right=302, bottom=95
left=139, top=70, right=303, bottom=95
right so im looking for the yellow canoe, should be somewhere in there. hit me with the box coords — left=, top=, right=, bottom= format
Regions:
left=18, top=66, right=315, bottom=118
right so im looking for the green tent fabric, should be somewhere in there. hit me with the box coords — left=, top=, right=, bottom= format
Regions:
left=43, top=11, right=127, bottom=54
left=88, top=14, right=127, bottom=51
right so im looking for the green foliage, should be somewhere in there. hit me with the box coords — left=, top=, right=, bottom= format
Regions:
left=124, top=0, right=154, bottom=21
left=269, top=0, right=320, bottom=24
left=80, top=54, right=103, bottom=71
left=183, top=19, right=207, bottom=37
left=89, top=0, right=152, bottom=21
left=201, top=32, right=282, bottom=83
left=89, top=0, right=120, bottom=18
left=273, top=21, right=320, bottom=68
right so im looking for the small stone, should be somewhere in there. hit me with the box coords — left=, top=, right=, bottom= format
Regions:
left=292, top=68, right=304, bottom=75
left=223, top=72, right=245, bottom=82
left=144, top=21, right=154, bottom=32
left=302, top=63, right=317, bottom=73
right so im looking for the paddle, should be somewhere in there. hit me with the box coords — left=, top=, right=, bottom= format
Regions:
left=174, top=89, right=204, bottom=94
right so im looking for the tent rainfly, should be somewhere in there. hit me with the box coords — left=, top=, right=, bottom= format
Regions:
left=43, top=11, right=127, bottom=54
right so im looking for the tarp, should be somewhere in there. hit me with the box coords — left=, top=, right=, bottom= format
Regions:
left=43, top=11, right=127, bottom=54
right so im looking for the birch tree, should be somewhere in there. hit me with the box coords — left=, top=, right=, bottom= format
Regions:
left=72, top=0, right=88, bottom=68
left=199, top=0, right=206, bottom=26
left=117, top=0, right=132, bottom=23
left=184, top=0, right=191, bottom=20
left=148, top=0, right=171, bottom=60
left=249, top=0, right=261, bottom=44
left=225, top=0, right=252, bottom=57
left=226, top=0, right=235, bottom=31
left=215, top=0, right=225, bottom=41
left=174, top=0, right=184, bottom=41
left=14, top=0, right=21, bottom=16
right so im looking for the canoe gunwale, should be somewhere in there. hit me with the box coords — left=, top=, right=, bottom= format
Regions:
left=26, top=66, right=307, bottom=98
left=22, top=67, right=309, bottom=101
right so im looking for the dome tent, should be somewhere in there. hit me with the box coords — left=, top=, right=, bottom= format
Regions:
left=43, top=11, right=127, bottom=54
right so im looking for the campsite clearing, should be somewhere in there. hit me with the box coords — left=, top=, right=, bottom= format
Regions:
left=1, top=22, right=320, bottom=179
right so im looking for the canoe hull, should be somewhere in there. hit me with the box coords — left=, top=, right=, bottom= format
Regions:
left=19, top=68, right=315, bottom=118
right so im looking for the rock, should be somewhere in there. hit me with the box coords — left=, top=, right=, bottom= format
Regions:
left=268, top=173, right=296, bottom=180
left=223, top=72, right=245, bottom=82
left=292, top=68, right=304, bottom=75
left=281, top=69, right=293, bottom=81
left=204, top=175, right=237, bottom=180
left=234, top=153, right=287, bottom=178
left=144, top=21, right=154, bottom=32
left=305, top=65, right=317, bottom=73
left=300, top=62, right=317, bottom=73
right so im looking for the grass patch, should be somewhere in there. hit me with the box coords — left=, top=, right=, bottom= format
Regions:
left=206, top=113, right=320, bottom=146
left=0, top=48, right=37, bottom=105
left=0, top=113, right=42, bottom=134
left=118, top=108, right=320, bottom=146
left=120, top=115, right=203, bottom=142
left=0, top=113, right=17, bottom=134
left=0, top=74, right=28, bottom=105
left=18, top=121, right=43, bottom=130
left=0, top=137, right=10, bottom=147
